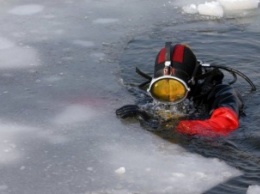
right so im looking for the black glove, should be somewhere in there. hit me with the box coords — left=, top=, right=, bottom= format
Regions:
left=116, top=105, right=149, bottom=119
left=116, top=105, right=160, bottom=130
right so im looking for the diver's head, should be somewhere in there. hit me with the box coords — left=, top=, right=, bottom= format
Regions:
left=147, top=42, right=201, bottom=104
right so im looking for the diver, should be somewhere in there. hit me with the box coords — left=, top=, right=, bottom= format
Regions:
left=116, top=42, right=256, bottom=136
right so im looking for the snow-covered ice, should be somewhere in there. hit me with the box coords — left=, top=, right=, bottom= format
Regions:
left=0, top=0, right=258, bottom=193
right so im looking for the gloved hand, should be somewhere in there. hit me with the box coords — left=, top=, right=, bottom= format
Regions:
left=116, top=105, right=148, bottom=119
left=176, top=107, right=239, bottom=136
left=116, top=105, right=160, bottom=131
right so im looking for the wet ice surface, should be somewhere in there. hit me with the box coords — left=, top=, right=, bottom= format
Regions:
left=0, top=0, right=259, bottom=193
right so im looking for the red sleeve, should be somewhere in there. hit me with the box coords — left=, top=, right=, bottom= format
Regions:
left=176, top=107, right=239, bottom=136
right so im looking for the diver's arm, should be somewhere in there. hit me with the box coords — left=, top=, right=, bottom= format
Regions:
left=176, top=84, right=243, bottom=136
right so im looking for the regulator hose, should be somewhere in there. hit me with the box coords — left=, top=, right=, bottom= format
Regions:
left=202, top=64, right=256, bottom=91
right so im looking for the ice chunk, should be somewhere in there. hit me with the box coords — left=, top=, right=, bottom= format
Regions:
left=182, top=4, right=198, bottom=14
left=181, top=0, right=259, bottom=17
left=198, top=1, right=224, bottom=17
left=218, top=0, right=259, bottom=11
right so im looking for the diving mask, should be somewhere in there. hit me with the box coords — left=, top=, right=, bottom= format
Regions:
left=147, top=75, right=190, bottom=104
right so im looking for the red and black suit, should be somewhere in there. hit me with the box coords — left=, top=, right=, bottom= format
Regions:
left=116, top=44, right=244, bottom=137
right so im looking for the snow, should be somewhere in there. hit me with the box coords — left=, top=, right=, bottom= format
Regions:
left=8, top=4, right=44, bottom=15
left=0, top=37, right=40, bottom=69
left=93, top=18, right=119, bottom=24
left=52, top=104, right=99, bottom=125
left=0, top=122, right=36, bottom=164
left=115, top=167, right=126, bottom=174
left=182, top=0, right=259, bottom=17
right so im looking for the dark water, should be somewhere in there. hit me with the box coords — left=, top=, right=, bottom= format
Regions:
left=118, top=11, right=260, bottom=194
